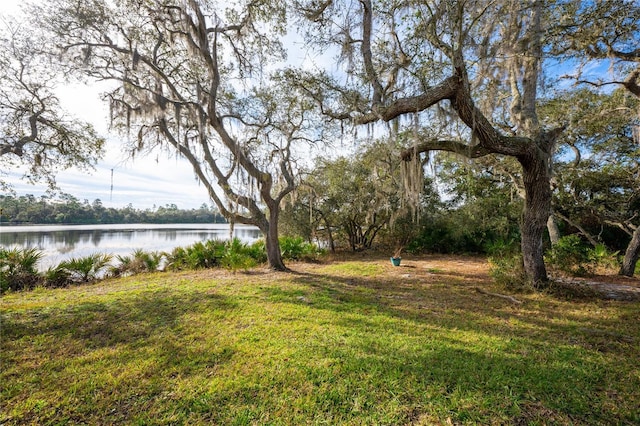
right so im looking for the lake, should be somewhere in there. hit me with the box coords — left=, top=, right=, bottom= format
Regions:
left=0, top=223, right=262, bottom=269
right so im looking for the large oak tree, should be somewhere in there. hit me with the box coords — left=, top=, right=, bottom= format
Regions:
left=291, top=0, right=563, bottom=285
left=34, top=0, right=318, bottom=270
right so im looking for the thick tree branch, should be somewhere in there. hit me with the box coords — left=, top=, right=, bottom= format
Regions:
left=354, top=76, right=459, bottom=124
left=555, top=211, right=599, bottom=247
left=400, top=139, right=491, bottom=161
left=359, top=0, right=384, bottom=107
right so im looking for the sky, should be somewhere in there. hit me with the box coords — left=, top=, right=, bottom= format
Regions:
left=0, top=1, right=227, bottom=210
left=1, top=0, right=338, bottom=210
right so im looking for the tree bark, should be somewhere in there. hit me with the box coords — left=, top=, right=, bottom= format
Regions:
left=547, top=212, right=561, bottom=246
left=325, top=221, right=336, bottom=253
left=264, top=206, right=287, bottom=271
left=619, top=226, right=640, bottom=277
left=519, top=149, right=551, bottom=287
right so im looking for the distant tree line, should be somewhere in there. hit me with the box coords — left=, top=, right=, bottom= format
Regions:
left=0, top=194, right=226, bottom=224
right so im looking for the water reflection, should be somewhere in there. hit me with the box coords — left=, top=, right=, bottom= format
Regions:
left=0, top=224, right=261, bottom=269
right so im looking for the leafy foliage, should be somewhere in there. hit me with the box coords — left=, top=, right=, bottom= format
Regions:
left=0, top=247, right=43, bottom=292
left=1, top=235, right=326, bottom=294
left=545, top=235, right=593, bottom=276
left=0, top=24, right=104, bottom=191
left=165, top=240, right=226, bottom=271
left=57, top=253, right=113, bottom=283
left=219, top=239, right=259, bottom=271
left=278, top=236, right=324, bottom=261
left=111, top=249, right=164, bottom=277
left=544, top=235, right=621, bottom=277
left=0, top=194, right=224, bottom=224
left=282, top=140, right=438, bottom=252
left=43, top=265, right=71, bottom=288
left=28, top=0, right=315, bottom=270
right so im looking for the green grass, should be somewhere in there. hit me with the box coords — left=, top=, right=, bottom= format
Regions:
left=2, top=258, right=639, bottom=425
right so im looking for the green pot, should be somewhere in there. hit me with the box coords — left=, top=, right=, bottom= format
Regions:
left=390, top=257, right=401, bottom=266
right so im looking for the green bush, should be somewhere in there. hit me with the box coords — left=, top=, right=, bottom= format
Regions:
left=43, top=265, right=72, bottom=288
left=546, top=236, right=623, bottom=277
left=165, top=240, right=226, bottom=271
left=588, top=243, right=620, bottom=271
left=111, top=249, right=165, bottom=276
left=279, top=236, right=322, bottom=261
left=406, top=217, right=502, bottom=254
left=0, top=247, right=44, bottom=292
left=220, top=238, right=258, bottom=271
left=545, top=235, right=594, bottom=277
left=3, top=235, right=324, bottom=292
left=58, top=253, right=113, bottom=283
left=488, top=254, right=531, bottom=291
left=245, top=239, right=267, bottom=264
left=483, top=238, right=520, bottom=257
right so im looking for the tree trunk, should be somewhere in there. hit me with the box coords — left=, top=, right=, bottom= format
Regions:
left=619, top=226, right=640, bottom=277
left=323, top=218, right=336, bottom=253
left=519, top=151, right=551, bottom=287
left=264, top=207, right=287, bottom=271
left=547, top=212, right=561, bottom=245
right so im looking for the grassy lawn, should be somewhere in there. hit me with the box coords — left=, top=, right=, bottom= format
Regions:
left=2, top=255, right=639, bottom=425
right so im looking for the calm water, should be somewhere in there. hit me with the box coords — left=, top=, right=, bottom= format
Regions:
left=0, top=223, right=261, bottom=269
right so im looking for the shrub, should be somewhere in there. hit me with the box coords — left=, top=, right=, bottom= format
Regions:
left=488, top=253, right=531, bottom=292
left=58, top=253, right=113, bottom=283
left=43, top=265, right=72, bottom=288
left=279, top=236, right=322, bottom=261
left=165, top=240, right=226, bottom=271
left=0, top=247, right=44, bottom=292
left=483, top=238, right=519, bottom=257
left=111, top=249, right=165, bottom=277
left=220, top=238, right=258, bottom=271
left=545, top=234, right=592, bottom=276
left=546, top=236, right=622, bottom=277
left=246, top=239, right=267, bottom=264
left=588, top=243, right=620, bottom=271
left=406, top=218, right=489, bottom=254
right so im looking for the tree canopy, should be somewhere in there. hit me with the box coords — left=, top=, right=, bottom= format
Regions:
left=31, top=0, right=326, bottom=270
left=0, top=22, right=105, bottom=191
left=282, top=0, right=640, bottom=282
left=5, top=0, right=638, bottom=278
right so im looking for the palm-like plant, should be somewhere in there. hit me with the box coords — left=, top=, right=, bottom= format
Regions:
left=0, top=247, right=44, bottom=292
left=58, top=253, right=113, bottom=283
left=111, top=250, right=164, bottom=277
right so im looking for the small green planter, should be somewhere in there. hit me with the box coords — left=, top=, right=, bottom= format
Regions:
left=390, top=257, right=401, bottom=266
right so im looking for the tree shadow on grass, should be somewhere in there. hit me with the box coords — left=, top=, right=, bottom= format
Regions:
left=1, top=287, right=245, bottom=424
left=283, top=266, right=639, bottom=348
left=3, top=288, right=238, bottom=350
left=257, top=267, right=640, bottom=424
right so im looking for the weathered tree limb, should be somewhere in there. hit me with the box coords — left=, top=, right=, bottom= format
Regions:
left=474, top=287, right=523, bottom=304
left=554, top=211, right=599, bottom=247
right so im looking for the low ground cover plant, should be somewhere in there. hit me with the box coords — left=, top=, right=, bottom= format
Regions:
left=1, top=237, right=323, bottom=293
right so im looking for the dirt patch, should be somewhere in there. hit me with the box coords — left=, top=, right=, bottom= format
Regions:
left=177, top=253, right=640, bottom=301
left=299, top=253, right=640, bottom=301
